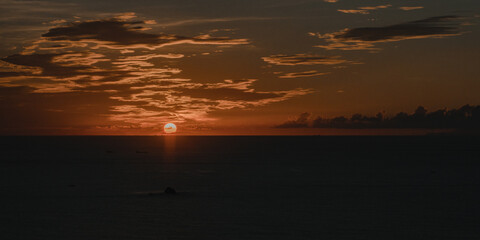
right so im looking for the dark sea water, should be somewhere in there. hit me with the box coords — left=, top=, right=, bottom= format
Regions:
left=1, top=136, right=479, bottom=239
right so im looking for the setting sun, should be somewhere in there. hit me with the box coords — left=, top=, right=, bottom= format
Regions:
left=164, top=123, right=177, bottom=134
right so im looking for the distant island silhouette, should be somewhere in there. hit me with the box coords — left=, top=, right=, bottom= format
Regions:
left=276, top=105, right=480, bottom=129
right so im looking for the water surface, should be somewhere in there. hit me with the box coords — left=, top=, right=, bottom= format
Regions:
left=1, top=136, right=479, bottom=239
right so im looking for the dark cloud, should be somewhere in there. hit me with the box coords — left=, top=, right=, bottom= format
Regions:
left=276, top=105, right=480, bottom=129
left=0, top=51, right=181, bottom=92
left=312, top=16, right=462, bottom=50
left=339, top=16, right=458, bottom=42
left=276, top=112, right=310, bottom=128
left=2, top=53, right=86, bottom=77
left=0, top=15, right=313, bottom=131
left=42, top=20, right=162, bottom=45
left=42, top=19, right=249, bottom=49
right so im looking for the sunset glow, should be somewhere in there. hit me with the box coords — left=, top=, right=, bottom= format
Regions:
left=2, top=2, right=480, bottom=240
left=0, top=0, right=479, bottom=135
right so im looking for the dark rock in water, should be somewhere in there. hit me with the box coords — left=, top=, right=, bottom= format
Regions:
left=164, top=187, right=176, bottom=194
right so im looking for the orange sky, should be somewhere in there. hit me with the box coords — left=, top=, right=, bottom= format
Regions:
left=0, top=0, right=479, bottom=135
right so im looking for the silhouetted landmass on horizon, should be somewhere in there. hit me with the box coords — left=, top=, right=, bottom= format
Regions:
left=276, top=105, right=480, bottom=129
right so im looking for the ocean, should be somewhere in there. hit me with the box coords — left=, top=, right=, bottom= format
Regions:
left=1, top=136, right=479, bottom=239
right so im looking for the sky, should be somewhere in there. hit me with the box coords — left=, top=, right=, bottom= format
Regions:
left=0, top=0, right=479, bottom=135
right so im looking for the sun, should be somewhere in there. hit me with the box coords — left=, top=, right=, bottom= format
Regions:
left=164, top=123, right=177, bottom=134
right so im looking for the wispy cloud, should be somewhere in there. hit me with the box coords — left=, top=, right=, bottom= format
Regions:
left=398, top=6, right=424, bottom=11
left=0, top=14, right=314, bottom=129
left=338, top=4, right=391, bottom=14
left=109, top=79, right=314, bottom=126
left=338, top=9, right=369, bottom=15
left=359, top=5, right=392, bottom=10
left=157, top=17, right=277, bottom=28
left=262, top=54, right=351, bottom=65
left=276, top=70, right=330, bottom=79
left=41, top=16, right=249, bottom=50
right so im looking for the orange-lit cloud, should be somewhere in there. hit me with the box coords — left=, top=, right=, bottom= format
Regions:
left=51, top=52, right=110, bottom=66
left=359, top=5, right=392, bottom=10
left=0, top=60, right=42, bottom=75
left=338, top=4, right=391, bottom=14
left=109, top=79, right=313, bottom=126
left=262, top=54, right=350, bottom=65
left=0, top=14, right=314, bottom=130
left=41, top=18, right=249, bottom=50
left=276, top=70, right=330, bottom=79
left=399, top=6, right=424, bottom=11
left=337, top=9, right=369, bottom=15
left=157, top=17, right=276, bottom=28
left=1, top=1, right=479, bottom=136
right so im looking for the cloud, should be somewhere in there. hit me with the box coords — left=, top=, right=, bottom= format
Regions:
left=275, top=105, right=480, bottom=130
left=49, top=19, right=67, bottom=25
left=399, top=6, right=424, bottom=11
left=276, top=112, right=311, bottom=128
left=0, top=60, right=42, bottom=75
left=109, top=79, right=314, bottom=126
left=0, top=50, right=182, bottom=93
left=51, top=52, right=110, bottom=66
left=0, top=14, right=314, bottom=129
left=113, top=53, right=184, bottom=68
left=276, top=70, right=330, bottom=79
left=338, top=5, right=391, bottom=14
left=114, top=12, right=137, bottom=21
left=338, top=9, right=369, bottom=15
left=157, top=17, right=276, bottom=28
left=262, top=54, right=350, bottom=66
left=2, top=53, right=89, bottom=77
left=311, top=16, right=461, bottom=50
left=359, top=5, right=392, bottom=10
left=41, top=18, right=249, bottom=50
left=0, top=50, right=181, bottom=92
left=0, top=14, right=251, bottom=92
left=175, top=87, right=280, bottom=101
